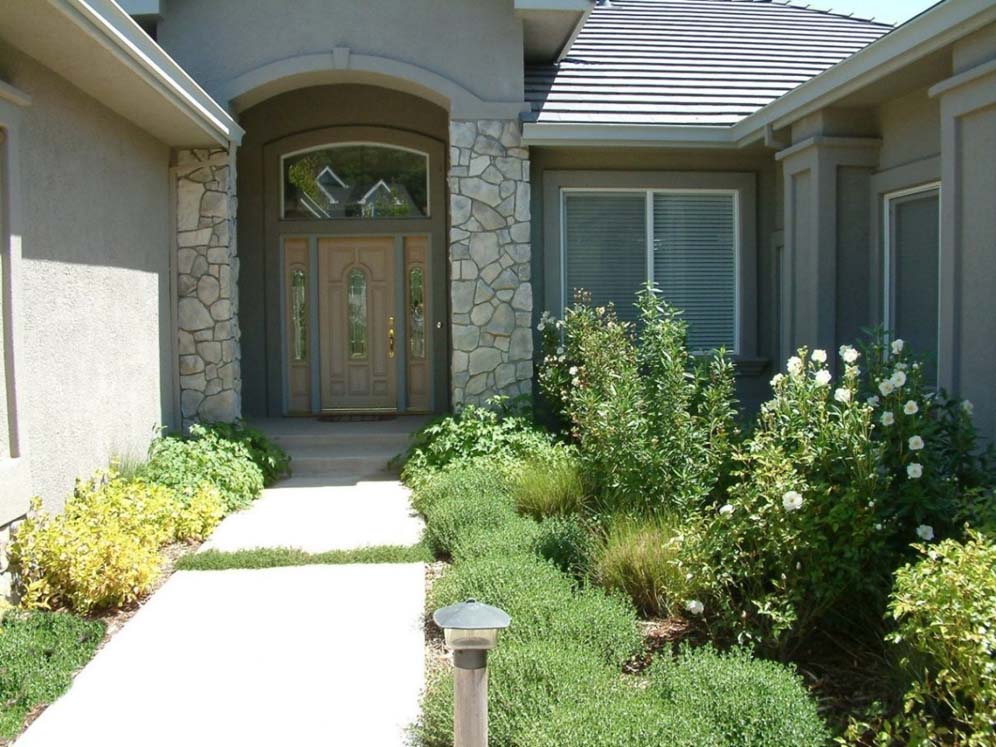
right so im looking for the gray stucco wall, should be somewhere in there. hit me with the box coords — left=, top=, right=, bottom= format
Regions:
left=529, top=146, right=780, bottom=412
left=155, top=0, right=524, bottom=110
left=0, top=41, right=173, bottom=513
left=236, top=84, right=449, bottom=417
left=877, top=87, right=941, bottom=172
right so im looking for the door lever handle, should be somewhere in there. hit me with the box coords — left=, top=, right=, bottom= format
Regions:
left=388, top=316, right=396, bottom=359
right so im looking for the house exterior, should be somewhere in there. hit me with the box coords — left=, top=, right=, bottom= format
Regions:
left=1, top=0, right=995, bottom=528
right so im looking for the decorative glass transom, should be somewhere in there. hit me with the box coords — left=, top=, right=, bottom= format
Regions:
left=283, top=144, right=428, bottom=220
left=347, top=268, right=368, bottom=359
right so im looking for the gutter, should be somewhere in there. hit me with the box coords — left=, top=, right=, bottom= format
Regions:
left=49, top=0, right=244, bottom=146
left=521, top=0, right=996, bottom=150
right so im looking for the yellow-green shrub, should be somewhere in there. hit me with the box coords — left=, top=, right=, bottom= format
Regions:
left=7, top=473, right=220, bottom=614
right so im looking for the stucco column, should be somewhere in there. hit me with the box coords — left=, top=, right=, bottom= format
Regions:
left=174, top=147, right=242, bottom=426
left=448, top=120, right=533, bottom=405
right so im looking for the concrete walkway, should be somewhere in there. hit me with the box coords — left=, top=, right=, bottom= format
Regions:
left=18, top=417, right=429, bottom=747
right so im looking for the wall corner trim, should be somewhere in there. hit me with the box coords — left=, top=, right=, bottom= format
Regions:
left=0, top=81, right=31, bottom=109
left=928, top=57, right=996, bottom=98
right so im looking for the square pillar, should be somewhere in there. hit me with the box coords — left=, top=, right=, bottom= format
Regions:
left=174, top=147, right=242, bottom=426
left=448, top=120, right=533, bottom=405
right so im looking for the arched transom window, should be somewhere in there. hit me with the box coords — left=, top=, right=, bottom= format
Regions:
left=283, top=144, right=429, bottom=220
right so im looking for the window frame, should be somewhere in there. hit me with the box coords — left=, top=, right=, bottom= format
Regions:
left=279, top=141, right=431, bottom=221
left=558, top=184, right=744, bottom=355
left=882, top=181, right=942, bottom=382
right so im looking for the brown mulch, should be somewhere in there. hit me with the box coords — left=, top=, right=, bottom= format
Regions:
left=623, top=616, right=694, bottom=674
left=423, top=560, right=451, bottom=676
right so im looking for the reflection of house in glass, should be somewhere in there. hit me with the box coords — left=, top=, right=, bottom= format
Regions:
left=286, top=146, right=427, bottom=219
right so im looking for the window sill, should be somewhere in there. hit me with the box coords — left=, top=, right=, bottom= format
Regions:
left=732, top=357, right=770, bottom=377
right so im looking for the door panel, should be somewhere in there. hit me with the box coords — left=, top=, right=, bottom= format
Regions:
left=319, top=237, right=397, bottom=410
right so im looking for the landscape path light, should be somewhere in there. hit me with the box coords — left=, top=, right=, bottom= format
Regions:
left=432, top=599, right=511, bottom=747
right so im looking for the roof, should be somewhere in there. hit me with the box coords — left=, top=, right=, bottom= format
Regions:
left=524, top=0, right=894, bottom=127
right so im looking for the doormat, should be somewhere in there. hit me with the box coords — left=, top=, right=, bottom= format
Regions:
left=317, top=413, right=397, bottom=422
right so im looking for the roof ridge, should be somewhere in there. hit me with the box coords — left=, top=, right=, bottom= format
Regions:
left=603, top=0, right=895, bottom=29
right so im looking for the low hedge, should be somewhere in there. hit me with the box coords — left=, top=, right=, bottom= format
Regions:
left=449, top=516, right=542, bottom=564
left=421, top=486, right=517, bottom=557
left=532, top=515, right=597, bottom=579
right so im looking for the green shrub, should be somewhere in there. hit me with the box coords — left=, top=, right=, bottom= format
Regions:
left=8, top=474, right=223, bottom=613
left=650, top=645, right=829, bottom=747
left=592, top=515, right=690, bottom=617
left=399, top=398, right=555, bottom=486
left=537, top=287, right=738, bottom=516
left=512, top=455, right=586, bottom=519
left=421, top=487, right=517, bottom=557
left=532, top=515, right=597, bottom=579
left=417, top=640, right=621, bottom=747
left=450, top=516, right=542, bottom=564
left=176, top=543, right=432, bottom=570
left=519, top=686, right=719, bottom=747
left=198, top=421, right=291, bottom=486
left=0, top=611, right=105, bottom=740
left=428, top=554, right=641, bottom=667
left=884, top=530, right=996, bottom=744
left=142, top=424, right=264, bottom=512
left=411, top=459, right=515, bottom=518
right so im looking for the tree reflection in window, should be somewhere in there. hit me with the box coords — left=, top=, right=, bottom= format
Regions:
left=409, top=266, right=425, bottom=358
left=291, top=269, right=307, bottom=361
left=347, top=268, right=367, bottom=358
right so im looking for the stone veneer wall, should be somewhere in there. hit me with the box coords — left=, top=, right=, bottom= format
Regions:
left=448, top=120, right=533, bottom=405
left=175, top=148, right=242, bottom=426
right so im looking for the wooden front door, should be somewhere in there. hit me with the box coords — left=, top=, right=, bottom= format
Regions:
left=318, top=237, right=397, bottom=410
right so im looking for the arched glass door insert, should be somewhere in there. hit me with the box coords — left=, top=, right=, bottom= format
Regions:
left=283, top=144, right=429, bottom=220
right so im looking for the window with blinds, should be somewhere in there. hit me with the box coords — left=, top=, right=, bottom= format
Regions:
left=562, top=189, right=738, bottom=351
left=564, top=192, right=647, bottom=322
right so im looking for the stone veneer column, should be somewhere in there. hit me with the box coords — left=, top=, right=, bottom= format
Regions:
left=448, top=120, right=533, bottom=405
left=174, top=147, right=241, bottom=426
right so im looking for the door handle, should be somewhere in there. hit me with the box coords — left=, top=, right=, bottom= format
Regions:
left=388, top=316, right=396, bottom=359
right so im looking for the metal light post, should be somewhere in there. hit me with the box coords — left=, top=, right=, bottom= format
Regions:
left=432, top=599, right=511, bottom=747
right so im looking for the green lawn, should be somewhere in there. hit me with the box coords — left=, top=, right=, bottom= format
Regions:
left=0, top=611, right=105, bottom=740
left=175, top=544, right=433, bottom=571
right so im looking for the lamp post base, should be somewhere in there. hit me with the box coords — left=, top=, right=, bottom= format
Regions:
left=453, top=649, right=488, bottom=747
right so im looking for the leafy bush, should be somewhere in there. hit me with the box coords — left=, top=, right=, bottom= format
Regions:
left=538, top=287, right=738, bottom=516
left=698, top=347, right=892, bottom=651
left=142, top=424, right=264, bottom=512
left=417, top=640, right=621, bottom=747
left=449, top=516, right=542, bottom=564
left=532, top=515, right=597, bottom=579
left=0, top=611, right=105, bottom=739
left=883, top=531, right=996, bottom=744
left=592, top=515, right=691, bottom=618
left=399, top=398, right=555, bottom=486
left=512, top=454, right=586, bottom=519
left=428, top=554, right=641, bottom=667
left=421, top=486, right=517, bottom=557
left=410, top=458, right=515, bottom=518
left=198, top=421, right=291, bottom=486
left=7, top=474, right=223, bottom=613
left=650, top=645, right=829, bottom=747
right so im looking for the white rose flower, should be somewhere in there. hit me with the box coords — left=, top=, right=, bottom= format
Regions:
left=834, top=388, right=851, bottom=403
left=812, top=349, right=827, bottom=363
left=685, top=599, right=704, bottom=616
left=719, top=504, right=735, bottom=517
left=907, top=462, right=923, bottom=479
left=874, top=523, right=883, bottom=531
left=878, top=380, right=894, bottom=396
left=962, top=400, right=974, bottom=415
left=556, top=346, right=565, bottom=356
left=782, top=490, right=804, bottom=512
left=891, top=338, right=905, bottom=355
left=908, top=435, right=925, bottom=451
left=904, top=400, right=919, bottom=416
left=787, top=356, right=804, bottom=376
left=770, top=373, right=784, bottom=387
left=568, top=366, right=578, bottom=376
left=891, top=370, right=907, bottom=388
left=867, top=395, right=880, bottom=408
left=881, top=411, right=895, bottom=426
left=814, top=370, right=832, bottom=386
left=915, top=524, right=934, bottom=541
left=838, top=345, right=859, bottom=364
left=537, top=322, right=546, bottom=332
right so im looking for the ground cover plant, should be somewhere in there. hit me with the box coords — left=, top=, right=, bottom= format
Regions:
left=175, top=544, right=432, bottom=571
left=198, top=421, right=292, bottom=486
left=0, top=611, right=104, bottom=740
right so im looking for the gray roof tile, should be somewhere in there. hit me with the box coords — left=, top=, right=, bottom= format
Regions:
left=525, top=0, right=893, bottom=127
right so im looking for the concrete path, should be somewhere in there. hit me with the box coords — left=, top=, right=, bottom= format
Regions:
left=18, top=417, right=429, bottom=747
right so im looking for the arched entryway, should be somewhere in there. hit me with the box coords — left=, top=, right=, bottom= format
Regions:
left=236, top=85, right=449, bottom=416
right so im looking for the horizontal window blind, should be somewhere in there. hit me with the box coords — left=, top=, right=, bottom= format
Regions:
left=652, top=193, right=736, bottom=351
left=564, top=192, right=647, bottom=322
